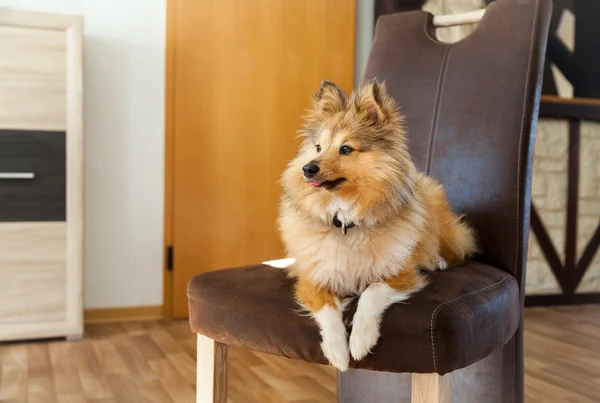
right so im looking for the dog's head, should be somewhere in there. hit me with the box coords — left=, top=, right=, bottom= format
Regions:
left=282, top=79, right=416, bottom=223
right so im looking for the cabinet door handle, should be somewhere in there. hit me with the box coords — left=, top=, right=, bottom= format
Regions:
left=0, top=173, right=35, bottom=179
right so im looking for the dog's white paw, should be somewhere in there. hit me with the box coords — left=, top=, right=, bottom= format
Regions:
left=349, top=317, right=380, bottom=361
left=437, top=258, right=448, bottom=270
left=321, top=335, right=350, bottom=371
left=349, top=282, right=411, bottom=361
left=313, top=305, right=350, bottom=371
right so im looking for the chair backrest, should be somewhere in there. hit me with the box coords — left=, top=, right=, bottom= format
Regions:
left=363, top=0, right=552, bottom=289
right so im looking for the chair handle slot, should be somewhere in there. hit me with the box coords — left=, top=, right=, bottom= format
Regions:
left=433, top=9, right=485, bottom=27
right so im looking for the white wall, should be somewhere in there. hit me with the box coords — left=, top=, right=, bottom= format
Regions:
left=354, top=0, right=374, bottom=88
left=0, top=0, right=166, bottom=308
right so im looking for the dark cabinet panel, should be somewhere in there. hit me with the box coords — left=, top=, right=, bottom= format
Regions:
left=0, top=129, right=66, bottom=221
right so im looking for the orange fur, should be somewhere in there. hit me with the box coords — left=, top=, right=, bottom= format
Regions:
left=384, top=268, right=424, bottom=291
left=295, top=278, right=337, bottom=312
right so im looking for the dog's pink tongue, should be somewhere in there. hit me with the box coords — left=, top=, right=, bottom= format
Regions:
left=308, top=181, right=321, bottom=187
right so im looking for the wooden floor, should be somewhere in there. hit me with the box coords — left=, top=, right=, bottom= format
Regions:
left=524, top=306, right=600, bottom=402
left=0, top=306, right=598, bottom=402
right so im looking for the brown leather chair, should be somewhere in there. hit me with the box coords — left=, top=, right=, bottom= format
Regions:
left=187, top=0, right=552, bottom=401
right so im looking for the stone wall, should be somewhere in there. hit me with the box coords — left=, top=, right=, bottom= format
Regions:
left=527, top=120, right=600, bottom=294
left=525, top=119, right=567, bottom=294
left=575, top=122, right=600, bottom=292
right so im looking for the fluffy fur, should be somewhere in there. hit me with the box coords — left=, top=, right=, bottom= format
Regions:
left=278, top=79, right=477, bottom=371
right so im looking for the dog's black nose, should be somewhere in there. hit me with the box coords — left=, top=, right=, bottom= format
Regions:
left=302, top=163, right=320, bottom=178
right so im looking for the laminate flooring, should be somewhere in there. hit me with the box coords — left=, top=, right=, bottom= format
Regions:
left=0, top=306, right=598, bottom=402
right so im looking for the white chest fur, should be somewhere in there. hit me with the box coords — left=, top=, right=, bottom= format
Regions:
left=281, top=196, right=424, bottom=296
left=326, top=197, right=356, bottom=228
left=306, top=225, right=416, bottom=295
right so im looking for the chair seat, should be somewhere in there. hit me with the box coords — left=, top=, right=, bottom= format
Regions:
left=187, top=261, right=519, bottom=375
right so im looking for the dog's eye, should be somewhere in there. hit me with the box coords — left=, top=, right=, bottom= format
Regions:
left=316, top=145, right=321, bottom=153
left=339, top=145, right=354, bottom=155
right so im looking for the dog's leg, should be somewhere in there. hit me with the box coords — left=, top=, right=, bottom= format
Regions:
left=349, top=269, right=425, bottom=361
left=436, top=257, right=448, bottom=270
left=295, top=278, right=349, bottom=371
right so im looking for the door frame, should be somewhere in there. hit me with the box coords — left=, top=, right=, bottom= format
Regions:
left=163, top=0, right=176, bottom=318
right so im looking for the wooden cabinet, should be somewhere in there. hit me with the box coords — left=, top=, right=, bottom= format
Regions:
left=0, top=8, right=83, bottom=341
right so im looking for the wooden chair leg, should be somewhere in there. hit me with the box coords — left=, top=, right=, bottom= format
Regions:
left=411, top=373, right=450, bottom=403
left=196, top=334, right=228, bottom=403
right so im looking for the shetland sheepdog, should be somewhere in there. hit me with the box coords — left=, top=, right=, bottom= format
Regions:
left=278, top=79, right=477, bottom=371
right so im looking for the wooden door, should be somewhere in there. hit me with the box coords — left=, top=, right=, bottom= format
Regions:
left=165, top=0, right=355, bottom=317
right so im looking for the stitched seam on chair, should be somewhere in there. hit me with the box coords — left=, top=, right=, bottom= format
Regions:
left=428, top=49, right=452, bottom=175
left=512, top=335, right=516, bottom=403
left=187, top=280, right=194, bottom=331
left=515, top=1, right=540, bottom=276
left=430, top=275, right=512, bottom=373
left=515, top=1, right=539, bottom=400
left=425, top=45, right=451, bottom=175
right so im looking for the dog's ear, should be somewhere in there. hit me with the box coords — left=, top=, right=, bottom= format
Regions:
left=354, top=79, right=396, bottom=126
left=313, top=80, right=347, bottom=114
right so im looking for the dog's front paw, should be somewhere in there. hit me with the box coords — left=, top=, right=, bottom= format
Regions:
left=349, top=317, right=380, bottom=361
left=437, top=258, right=448, bottom=270
left=321, top=335, right=350, bottom=371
